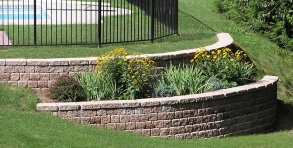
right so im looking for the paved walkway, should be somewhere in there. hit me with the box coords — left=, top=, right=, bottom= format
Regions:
left=0, top=31, right=12, bottom=45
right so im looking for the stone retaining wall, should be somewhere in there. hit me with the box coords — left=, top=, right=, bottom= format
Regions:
left=37, top=76, right=279, bottom=138
left=0, top=33, right=233, bottom=92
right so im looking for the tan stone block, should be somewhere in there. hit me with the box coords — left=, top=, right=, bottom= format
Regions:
left=79, top=110, right=96, bottom=117
left=90, top=116, right=101, bottom=124
left=5, top=66, right=14, bottom=72
left=151, top=128, right=160, bottom=136
left=120, top=115, right=130, bottom=122
left=6, top=59, right=26, bottom=66
left=129, top=114, right=139, bottom=122
left=0, top=60, right=5, bottom=66
left=149, top=113, right=158, bottom=121
left=38, top=81, right=48, bottom=88
left=36, top=103, right=58, bottom=111
left=145, top=121, right=154, bottom=129
left=125, top=122, right=135, bottom=130
left=49, top=66, right=64, bottom=73
left=137, top=114, right=148, bottom=122
left=68, top=59, right=89, bottom=65
left=63, top=66, right=74, bottom=73
left=193, top=124, right=201, bottom=132
left=96, top=109, right=107, bottom=116
left=180, top=118, right=188, bottom=126
left=27, top=59, right=48, bottom=66
left=30, top=73, right=40, bottom=80
left=18, top=81, right=28, bottom=87
left=49, top=73, right=60, bottom=80
left=111, top=115, right=120, bottom=123
left=175, top=111, right=183, bottom=118
left=107, top=123, right=117, bottom=129
left=101, top=115, right=111, bottom=124
left=169, top=127, right=179, bottom=135
left=20, top=73, right=30, bottom=81
left=160, top=128, right=170, bottom=136
left=35, top=66, right=49, bottom=73
left=28, top=81, right=38, bottom=88
left=166, top=112, right=175, bottom=120
left=172, top=119, right=181, bottom=126
left=141, top=129, right=151, bottom=136
left=67, top=111, right=78, bottom=117
left=116, top=123, right=126, bottom=130
left=14, top=66, right=25, bottom=73
left=0, top=66, right=4, bottom=73
left=0, top=73, right=10, bottom=81
left=164, top=120, right=172, bottom=128
left=10, top=73, right=19, bottom=81
left=136, top=122, right=146, bottom=129
left=40, top=73, right=50, bottom=81
left=153, top=120, right=164, bottom=128
left=198, top=109, right=206, bottom=116
left=158, top=112, right=167, bottom=120
left=24, top=66, right=35, bottom=73
left=48, top=59, right=69, bottom=66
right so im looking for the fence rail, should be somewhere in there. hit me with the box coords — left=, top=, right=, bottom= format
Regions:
left=0, top=0, right=178, bottom=47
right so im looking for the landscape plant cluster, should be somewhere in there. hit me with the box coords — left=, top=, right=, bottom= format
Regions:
left=49, top=47, right=256, bottom=101
left=214, top=0, right=293, bottom=50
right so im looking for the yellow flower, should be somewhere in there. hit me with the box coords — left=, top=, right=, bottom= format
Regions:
left=230, top=58, right=234, bottom=62
left=225, top=66, right=228, bottom=69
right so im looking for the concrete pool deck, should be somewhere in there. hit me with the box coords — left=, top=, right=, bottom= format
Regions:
left=0, top=0, right=132, bottom=25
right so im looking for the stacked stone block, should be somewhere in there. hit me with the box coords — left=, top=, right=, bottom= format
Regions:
left=37, top=76, right=279, bottom=139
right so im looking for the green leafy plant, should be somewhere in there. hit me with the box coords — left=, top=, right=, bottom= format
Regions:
left=95, top=48, right=156, bottom=100
left=191, top=47, right=257, bottom=86
left=164, top=63, right=211, bottom=96
left=76, top=71, right=120, bottom=101
left=49, top=76, right=86, bottom=102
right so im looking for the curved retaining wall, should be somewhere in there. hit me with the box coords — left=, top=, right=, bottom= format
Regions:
left=37, top=76, right=278, bottom=138
left=0, top=33, right=233, bottom=93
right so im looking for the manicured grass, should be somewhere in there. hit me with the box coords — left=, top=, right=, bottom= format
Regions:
left=1, top=0, right=293, bottom=147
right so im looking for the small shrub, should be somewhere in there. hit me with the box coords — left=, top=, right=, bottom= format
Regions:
left=152, top=77, right=175, bottom=98
left=49, top=76, right=85, bottom=102
left=209, top=76, right=228, bottom=91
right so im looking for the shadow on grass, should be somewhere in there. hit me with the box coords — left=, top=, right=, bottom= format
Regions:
left=274, top=99, right=293, bottom=131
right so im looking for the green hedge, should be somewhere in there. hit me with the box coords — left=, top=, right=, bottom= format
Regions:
left=214, top=0, right=293, bottom=50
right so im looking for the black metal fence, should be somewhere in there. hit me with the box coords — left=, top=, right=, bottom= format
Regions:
left=0, top=0, right=178, bottom=47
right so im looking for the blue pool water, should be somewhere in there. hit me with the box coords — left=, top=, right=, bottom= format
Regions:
left=0, top=5, right=49, bottom=20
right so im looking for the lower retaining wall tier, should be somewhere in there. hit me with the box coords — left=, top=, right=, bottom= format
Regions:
left=37, top=76, right=279, bottom=139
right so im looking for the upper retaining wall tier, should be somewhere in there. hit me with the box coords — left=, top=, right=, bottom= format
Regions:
left=0, top=33, right=233, bottom=91
left=37, top=76, right=279, bottom=139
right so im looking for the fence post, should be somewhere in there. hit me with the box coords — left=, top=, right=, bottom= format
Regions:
left=150, top=0, right=155, bottom=43
left=98, top=0, right=102, bottom=48
left=174, top=0, right=178, bottom=35
left=34, top=0, right=37, bottom=47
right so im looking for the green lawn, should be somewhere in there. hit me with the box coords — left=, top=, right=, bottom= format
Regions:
left=1, top=0, right=293, bottom=147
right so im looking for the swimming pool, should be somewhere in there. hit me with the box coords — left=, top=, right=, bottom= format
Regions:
left=0, top=4, right=49, bottom=20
